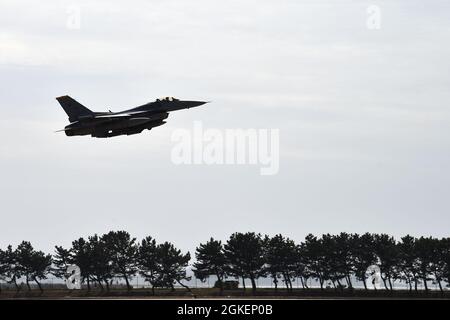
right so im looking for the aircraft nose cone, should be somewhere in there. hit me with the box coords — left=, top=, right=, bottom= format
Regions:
left=186, top=101, right=208, bottom=108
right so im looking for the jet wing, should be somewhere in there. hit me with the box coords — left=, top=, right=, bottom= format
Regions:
left=94, top=111, right=146, bottom=119
left=95, top=111, right=169, bottom=122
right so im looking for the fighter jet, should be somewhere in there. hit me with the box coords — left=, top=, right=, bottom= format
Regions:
left=56, top=96, right=208, bottom=138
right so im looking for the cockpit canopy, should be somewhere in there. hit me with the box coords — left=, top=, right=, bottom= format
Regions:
left=156, top=97, right=179, bottom=102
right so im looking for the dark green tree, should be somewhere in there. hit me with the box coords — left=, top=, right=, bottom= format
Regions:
left=101, top=231, right=138, bottom=291
left=0, top=245, right=21, bottom=291
left=301, top=234, right=327, bottom=289
left=52, top=246, right=73, bottom=279
left=0, top=248, right=6, bottom=292
left=138, top=236, right=160, bottom=295
left=193, top=238, right=227, bottom=292
left=53, top=238, right=98, bottom=290
left=323, top=233, right=354, bottom=290
left=414, top=237, right=440, bottom=292
left=88, top=235, right=114, bottom=290
left=373, top=234, right=399, bottom=291
left=440, top=237, right=450, bottom=292
left=156, top=241, right=191, bottom=292
left=352, top=233, right=377, bottom=290
left=15, top=241, right=52, bottom=292
left=429, top=237, right=445, bottom=293
left=262, top=235, right=281, bottom=291
left=224, top=232, right=265, bottom=294
left=294, top=245, right=311, bottom=289
left=320, top=234, right=345, bottom=290
left=263, top=234, right=299, bottom=292
left=138, top=238, right=191, bottom=293
left=397, top=235, right=419, bottom=291
left=71, top=237, right=96, bottom=290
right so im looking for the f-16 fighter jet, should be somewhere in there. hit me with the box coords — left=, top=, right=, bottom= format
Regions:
left=56, top=96, right=208, bottom=138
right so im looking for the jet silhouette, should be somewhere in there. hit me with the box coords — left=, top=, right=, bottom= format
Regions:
left=56, top=96, right=208, bottom=138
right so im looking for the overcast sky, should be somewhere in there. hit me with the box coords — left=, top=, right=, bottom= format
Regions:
left=1, top=0, right=450, bottom=255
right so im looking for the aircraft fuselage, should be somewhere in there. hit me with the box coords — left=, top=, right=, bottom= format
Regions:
left=56, top=96, right=207, bottom=138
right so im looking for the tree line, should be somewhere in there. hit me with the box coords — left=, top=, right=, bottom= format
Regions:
left=1, top=231, right=450, bottom=294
